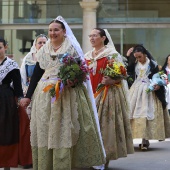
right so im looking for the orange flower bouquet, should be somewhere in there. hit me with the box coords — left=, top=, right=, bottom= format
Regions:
left=100, top=59, right=127, bottom=80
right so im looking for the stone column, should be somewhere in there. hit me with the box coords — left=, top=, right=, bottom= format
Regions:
left=79, top=0, right=99, bottom=53
left=9, top=1, right=14, bottom=23
left=39, top=0, right=47, bottom=23
left=18, top=1, right=24, bottom=18
left=2, top=1, right=9, bottom=23
left=1, top=1, right=14, bottom=60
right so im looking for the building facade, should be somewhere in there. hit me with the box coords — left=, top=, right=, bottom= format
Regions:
left=1, top=0, right=170, bottom=65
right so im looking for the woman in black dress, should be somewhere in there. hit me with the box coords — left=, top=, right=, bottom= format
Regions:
left=0, top=37, right=32, bottom=169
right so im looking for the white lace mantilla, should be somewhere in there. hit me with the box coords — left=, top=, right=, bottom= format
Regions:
left=0, top=57, right=19, bottom=84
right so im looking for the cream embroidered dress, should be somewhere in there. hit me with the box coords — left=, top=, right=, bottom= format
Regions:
left=85, top=46, right=134, bottom=161
left=129, top=58, right=170, bottom=140
left=29, top=38, right=105, bottom=170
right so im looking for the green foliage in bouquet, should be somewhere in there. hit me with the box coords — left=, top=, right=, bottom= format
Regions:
left=58, top=53, right=89, bottom=86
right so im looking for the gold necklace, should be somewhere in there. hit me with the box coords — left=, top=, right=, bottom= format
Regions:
left=94, top=46, right=105, bottom=55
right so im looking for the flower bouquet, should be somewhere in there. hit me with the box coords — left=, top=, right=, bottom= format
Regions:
left=100, top=60, right=127, bottom=80
left=58, top=53, right=88, bottom=86
left=43, top=53, right=89, bottom=102
left=94, top=57, right=127, bottom=101
left=146, top=71, right=167, bottom=93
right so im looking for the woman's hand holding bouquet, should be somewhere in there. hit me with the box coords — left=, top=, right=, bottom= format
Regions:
left=146, top=71, right=167, bottom=93
left=95, top=55, right=127, bottom=101
left=43, top=53, right=89, bottom=102
left=101, top=76, right=121, bottom=86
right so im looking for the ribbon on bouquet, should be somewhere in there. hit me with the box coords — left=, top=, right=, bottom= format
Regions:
left=94, top=85, right=109, bottom=102
left=55, top=80, right=61, bottom=100
left=42, top=78, right=64, bottom=102
left=94, top=83, right=121, bottom=102
left=43, top=84, right=54, bottom=92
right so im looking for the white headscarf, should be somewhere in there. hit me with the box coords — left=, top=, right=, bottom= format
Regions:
left=55, top=16, right=106, bottom=156
left=104, top=29, right=117, bottom=51
left=30, top=34, right=48, bottom=54
left=30, top=38, right=37, bottom=54
left=104, top=29, right=124, bottom=62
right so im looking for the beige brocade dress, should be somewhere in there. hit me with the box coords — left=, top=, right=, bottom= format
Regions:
left=95, top=83, right=134, bottom=161
left=30, top=38, right=105, bottom=170
left=85, top=47, right=134, bottom=161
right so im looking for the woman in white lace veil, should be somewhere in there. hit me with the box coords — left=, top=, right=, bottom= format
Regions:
left=55, top=17, right=105, bottom=147
left=85, top=28, right=134, bottom=169
left=20, top=34, right=48, bottom=120
left=20, top=16, right=106, bottom=170
left=20, top=34, right=48, bottom=87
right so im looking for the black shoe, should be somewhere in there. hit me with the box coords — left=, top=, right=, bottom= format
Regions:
left=23, top=164, right=33, bottom=169
left=139, top=144, right=148, bottom=151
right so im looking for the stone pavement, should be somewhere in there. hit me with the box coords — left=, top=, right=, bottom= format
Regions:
left=1, top=138, right=170, bottom=170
